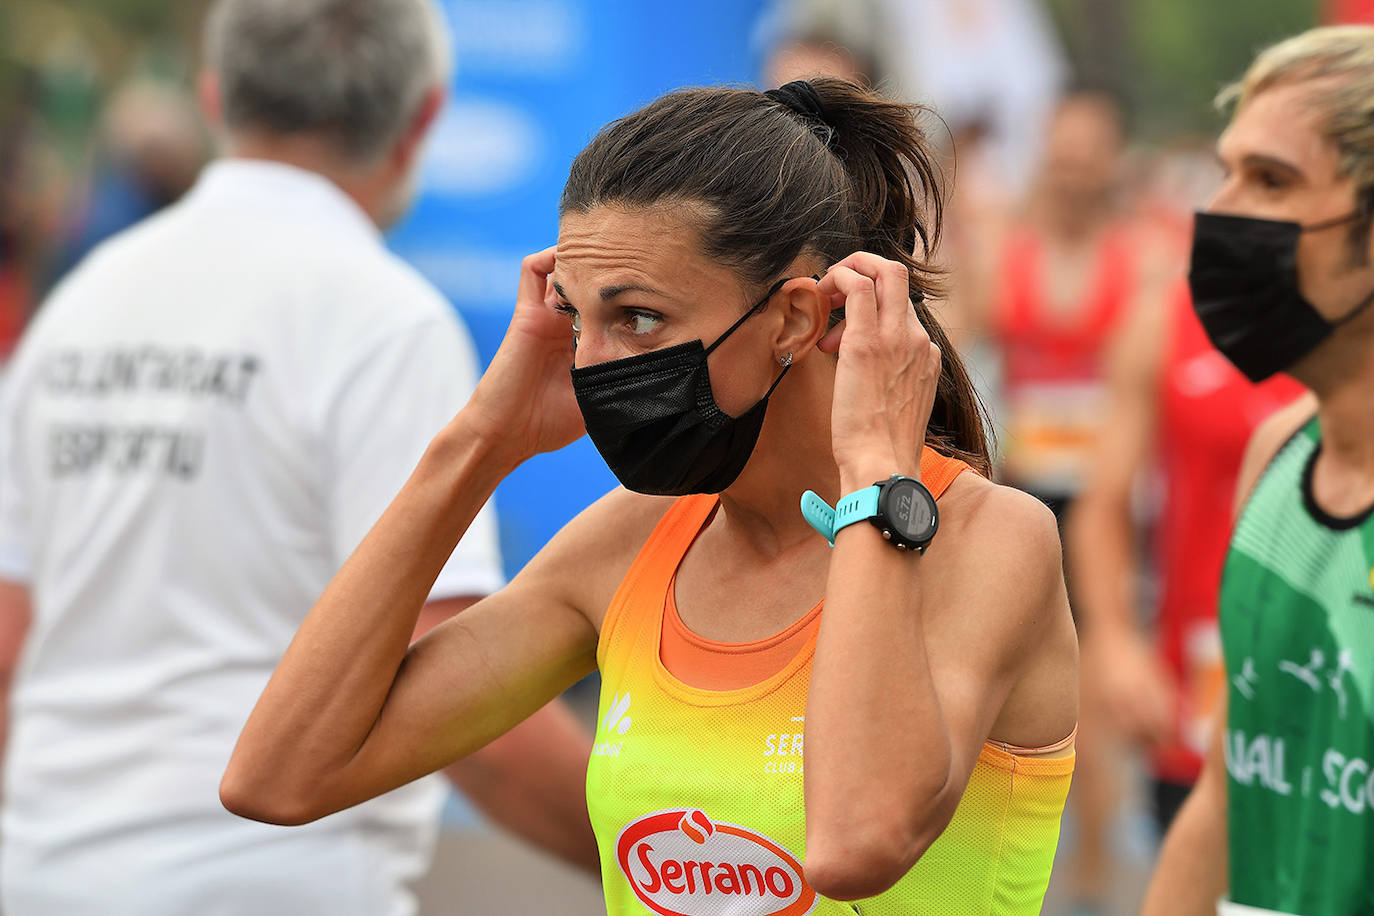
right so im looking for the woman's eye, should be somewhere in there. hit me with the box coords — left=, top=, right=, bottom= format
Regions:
left=626, top=311, right=662, bottom=335
left=1257, top=170, right=1286, bottom=192
left=553, top=302, right=581, bottom=336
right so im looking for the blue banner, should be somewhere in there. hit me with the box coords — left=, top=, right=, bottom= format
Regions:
left=389, top=0, right=770, bottom=579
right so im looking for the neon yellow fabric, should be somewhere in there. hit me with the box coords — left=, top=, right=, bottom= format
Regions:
left=587, top=456, right=1073, bottom=915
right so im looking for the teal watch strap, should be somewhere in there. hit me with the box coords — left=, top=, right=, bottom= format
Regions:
left=834, top=485, right=881, bottom=539
left=800, top=485, right=881, bottom=547
left=800, top=490, right=837, bottom=544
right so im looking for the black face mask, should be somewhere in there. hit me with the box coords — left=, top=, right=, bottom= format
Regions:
left=1188, top=210, right=1374, bottom=382
left=569, top=278, right=795, bottom=496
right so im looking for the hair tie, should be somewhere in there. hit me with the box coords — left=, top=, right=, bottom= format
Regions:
left=764, top=80, right=831, bottom=145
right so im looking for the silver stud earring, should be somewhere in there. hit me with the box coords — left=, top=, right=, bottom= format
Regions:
left=779, top=352, right=793, bottom=368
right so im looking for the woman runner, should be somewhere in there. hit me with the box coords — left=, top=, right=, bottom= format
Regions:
left=223, top=78, right=1079, bottom=914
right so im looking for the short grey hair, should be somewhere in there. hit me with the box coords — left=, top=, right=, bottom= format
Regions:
left=204, top=0, right=452, bottom=163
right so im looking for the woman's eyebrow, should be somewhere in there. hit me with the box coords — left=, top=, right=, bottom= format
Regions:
left=598, top=283, right=662, bottom=301
left=551, top=280, right=665, bottom=304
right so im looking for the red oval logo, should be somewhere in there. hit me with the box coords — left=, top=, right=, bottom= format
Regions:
left=615, top=809, right=818, bottom=916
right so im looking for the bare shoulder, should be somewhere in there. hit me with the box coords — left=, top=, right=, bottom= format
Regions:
left=507, top=486, right=678, bottom=631
left=924, top=473, right=1069, bottom=652
left=1234, top=389, right=1317, bottom=515
left=925, top=472, right=1076, bottom=740
left=932, top=472, right=1063, bottom=586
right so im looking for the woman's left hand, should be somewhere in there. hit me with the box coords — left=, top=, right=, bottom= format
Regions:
left=816, top=251, right=941, bottom=489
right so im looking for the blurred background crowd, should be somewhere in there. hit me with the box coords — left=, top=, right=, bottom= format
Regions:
left=0, top=0, right=1367, bottom=913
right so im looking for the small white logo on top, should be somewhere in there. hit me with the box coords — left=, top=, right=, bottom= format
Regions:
left=593, top=692, right=632, bottom=757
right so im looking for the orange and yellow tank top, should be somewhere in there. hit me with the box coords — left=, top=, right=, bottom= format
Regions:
left=587, top=449, right=1074, bottom=915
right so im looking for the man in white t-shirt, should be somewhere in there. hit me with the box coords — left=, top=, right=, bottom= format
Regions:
left=0, top=2, right=597, bottom=913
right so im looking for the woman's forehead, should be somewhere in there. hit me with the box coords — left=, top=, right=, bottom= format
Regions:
left=553, top=206, right=744, bottom=301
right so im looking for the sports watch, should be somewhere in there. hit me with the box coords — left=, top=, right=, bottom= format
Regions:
left=800, top=474, right=939, bottom=553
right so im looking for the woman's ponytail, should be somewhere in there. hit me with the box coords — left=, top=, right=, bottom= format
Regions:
left=809, top=79, right=991, bottom=477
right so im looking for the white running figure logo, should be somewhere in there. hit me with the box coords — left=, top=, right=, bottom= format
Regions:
left=1277, top=648, right=1355, bottom=719
left=1279, top=648, right=1326, bottom=692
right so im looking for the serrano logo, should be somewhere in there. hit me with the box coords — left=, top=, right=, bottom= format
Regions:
left=615, top=809, right=817, bottom=916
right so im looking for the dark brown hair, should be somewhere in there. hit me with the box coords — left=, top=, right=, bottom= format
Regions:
left=560, top=78, right=992, bottom=477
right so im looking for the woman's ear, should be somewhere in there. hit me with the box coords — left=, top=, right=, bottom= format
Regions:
left=773, top=275, right=829, bottom=364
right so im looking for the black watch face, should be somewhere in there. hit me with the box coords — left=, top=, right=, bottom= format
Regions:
left=886, top=479, right=936, bottom=541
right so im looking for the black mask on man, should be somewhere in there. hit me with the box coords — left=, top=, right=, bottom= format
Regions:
left=1188, top=210, right=1374, bottom=382
left=570, top=278, right=795, bottom=496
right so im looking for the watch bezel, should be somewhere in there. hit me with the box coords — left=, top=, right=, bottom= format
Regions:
left=869, top=475, right=939, bottom=553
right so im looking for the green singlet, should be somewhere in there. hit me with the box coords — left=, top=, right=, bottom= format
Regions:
left=1220, top=417, right=1374, bottom=915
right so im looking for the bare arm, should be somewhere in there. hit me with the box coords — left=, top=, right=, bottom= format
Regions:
left=221, top=248, right=605, bottom=826
left=1066, top=286, right=1174, bottom=746
left=1141, top=390, right=1316, bottom=912
left=0, top=578, right=30, bottom=793
left=220, top=427, right=597, bottom=824
left=932, top=218, right=1006, bottom=352
left=1068, top=287, right=1167, bottom=639
left=807, top=478, right=1071, bottom=900
left=415, top=597, right=598, bottom=874
left=802, top=253, right=1074, bottom=899
left=1141, top=690, right=1230, bottom=916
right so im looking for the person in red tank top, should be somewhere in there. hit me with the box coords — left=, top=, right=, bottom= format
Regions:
left=956, top=90, right=1161, bottom=916
left=974, top=91, right=1152, bottom=513
left=1068, top=280, right=1304, bottom=828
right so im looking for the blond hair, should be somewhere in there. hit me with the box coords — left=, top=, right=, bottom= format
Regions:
left=1219, top=26, right=1374, bottom=198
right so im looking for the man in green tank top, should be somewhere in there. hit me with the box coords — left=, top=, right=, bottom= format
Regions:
left=1142, top=26, right=1374, bottom=916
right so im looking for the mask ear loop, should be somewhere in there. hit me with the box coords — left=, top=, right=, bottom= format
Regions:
left=1332, top=281, right=1374, bottom=328
left=703, top=276, right=792, bottom=357
left=1303, top=210, right=1368, bottom=233
left=703, top=274, right=823, bottom=397
left=761, top=355, right=792, bottom=399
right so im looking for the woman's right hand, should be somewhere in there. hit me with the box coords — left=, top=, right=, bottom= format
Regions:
left=463, top=247, right=586, bottom=466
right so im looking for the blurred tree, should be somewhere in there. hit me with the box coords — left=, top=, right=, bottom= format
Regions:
left=1047, top=0, right=1318, bottom=138
left=0, top=0, right=207, bottom=124
left=0, top=0, right=209, bottom=307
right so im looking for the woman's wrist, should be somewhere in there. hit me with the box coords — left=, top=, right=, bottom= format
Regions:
left=836, top=452, right=911, bottom=494
left=446, top=407, right=533, bottom=478
left=423, top=412, right=524, bottom=498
